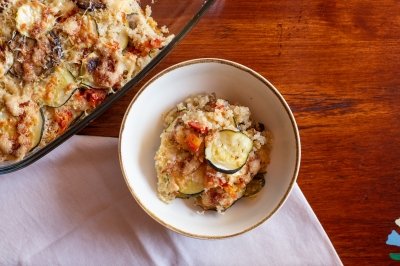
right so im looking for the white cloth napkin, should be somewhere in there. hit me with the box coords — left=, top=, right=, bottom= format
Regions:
left=0, top=136, right=342, bottom=266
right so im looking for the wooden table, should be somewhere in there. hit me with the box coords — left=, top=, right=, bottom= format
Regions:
left=80, top=1, right=400, bottom=264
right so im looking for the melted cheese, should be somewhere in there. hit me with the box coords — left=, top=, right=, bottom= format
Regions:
left=15, top=1, right=55, bottom=37
left=0, top=0, right=173, bottom=162
left=0, top=48, right=13, bottom=78
left=105, top=0, right=139, bottom=15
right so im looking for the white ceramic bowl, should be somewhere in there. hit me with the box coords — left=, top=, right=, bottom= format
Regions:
left=119, top=58, right=301, bottom=239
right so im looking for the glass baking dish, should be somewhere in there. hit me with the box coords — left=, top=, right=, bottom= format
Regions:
left=0, top=0, right=215, bottom=174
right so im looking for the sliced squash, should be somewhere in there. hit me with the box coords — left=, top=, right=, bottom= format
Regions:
left=95, top=14, right=129, bottom=50
left=176, top=164, right=205, bottom=196
left=0, top=108, right=17, bottom=139
left=41, top=67, right=77, bottom=108
left=244, top=173, right=265, bottom=197
left=0, top=105, right=44, bottom=153
left=15, top=1, right=55, bottom=37
left=116, top=29, right=129, bottom=50
left=205, top=130, right=253, bottom=174
left=165, top=117, right=180, bottom=133
left=79, top=53, right=108, bottom=89
left=30, top=108, right=45, bottom=150
left=80, top=53, right=98, bottom=88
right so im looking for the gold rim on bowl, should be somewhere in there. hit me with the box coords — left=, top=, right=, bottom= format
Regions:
left=118, top=58, right=301, bottom=239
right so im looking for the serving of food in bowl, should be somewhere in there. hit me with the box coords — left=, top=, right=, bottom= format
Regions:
left=119, top=58, right=301, bottom=238
left=155, top=93, right=272, bottom=213
left=0, top=0, right=215, bottom=173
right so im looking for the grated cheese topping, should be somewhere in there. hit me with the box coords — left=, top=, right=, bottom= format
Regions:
left=0, top=0, right=173, bottom=162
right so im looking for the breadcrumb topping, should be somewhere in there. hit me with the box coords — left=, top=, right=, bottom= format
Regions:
left=0, top=0, right=173, bottom=162
left=155, top=94, right=272, bottom=212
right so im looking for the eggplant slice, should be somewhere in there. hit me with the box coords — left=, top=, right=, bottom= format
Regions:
left=74, top=0, right=106, bottom=11
left=8, top=32, right=63, bottom=82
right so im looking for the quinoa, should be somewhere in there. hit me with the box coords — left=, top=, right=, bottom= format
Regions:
left=154, top=93, right=272, bottom=212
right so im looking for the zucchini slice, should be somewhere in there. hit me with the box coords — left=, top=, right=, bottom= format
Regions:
left=165, top=117, right=180, bottom=133
left=176, top=164, right=205, bottom=195
left=79, top=53, right=108, bottom=89
left=0, top=108, right=17, bottom=139
left=82, top=15, right=99, bottom=38
left=30, top=108, right=45, bottom=151
left=15, top=2, right=55, bottom=37
left=41, top=67, right=77, bottom=108
left=0, top=106, right=44, bottom=152
left=205, top=130, right=253, bottom=174
left=117, top=30, right=129, bottom=50
left=176, top=191, right=202, bottom=199
left=95, top=17, right=129, bottom=50
left=244, top=173, right=265, bottom=197
left=79, top=53, right=99, bottom=88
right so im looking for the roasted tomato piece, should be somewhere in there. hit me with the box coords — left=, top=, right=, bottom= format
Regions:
left=186, top=133, right=203, bottom=153
left=188, top=121, right=208, bottom=134
left=79, top=88, right=107, bottom=108
left=55, top=109, right=73, bottom=132
left=127, top=38, right=162, bottom=57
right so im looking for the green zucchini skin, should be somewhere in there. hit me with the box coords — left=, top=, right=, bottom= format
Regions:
left=179, top=186, right=204, bottom=196
left=30, top=108, right=45, bottom=151
left=93, top=16, right=129, bottom=51
left=195, top=193, right=241, bottom=212
left=176, top=164, right=205, bottom=195
left=41, top=67, right=78, bottom=108
left=206, top=159, right=239, bottom=175
left=76, top=18, right=100, bottom=88
left=244, top=173, right=266, bottom=197
left=46, top=88, right=78, bottom=108
left=196, top=173, right=266, bottom=212
left=205, top=129, right=253, bottom=174
left=176, top=191, right=203, bottom=199
left=79, top=52, right=111, bottom=90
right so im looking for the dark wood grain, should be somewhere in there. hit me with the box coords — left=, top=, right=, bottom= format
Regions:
left=79, top=1, right=400, bottom=264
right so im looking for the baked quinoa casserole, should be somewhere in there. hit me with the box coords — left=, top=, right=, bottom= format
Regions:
left=0, top=0, right=172, bottom=162
left=155, top=94, right=272, bottom=212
